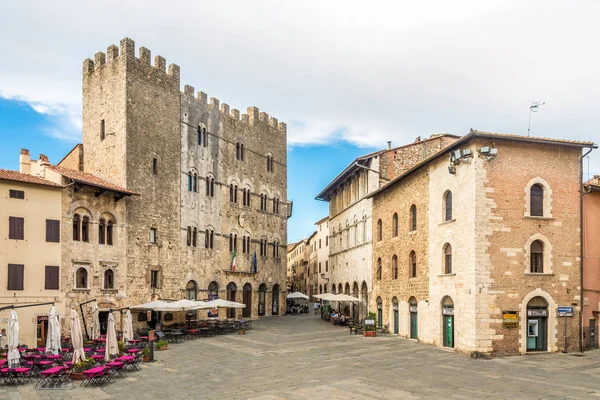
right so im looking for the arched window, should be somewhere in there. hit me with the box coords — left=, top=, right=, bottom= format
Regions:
left=73, top=214, right=81, bottom=241
left=205, top=176, right=215, bottom=197
left=99, top=219, right=106, bottom=245
left=392, top=213, right=398, bottom=237
left=192, top=227, right=197, bottom=247
left=205, top=228, right=214, bottom=249
left=332, top=284, right=337, bottom=294
left=236, top=142, right=245, bottom=161
left=193, top=173, right=198, bottom=193
left=203, top=127, right=208, bottom=147
left=81, top=216, right=90, bottom=242
left=187, top=226, right=192, bottom=246
left=107, top=220, right=114, bottom=246
left=530, top=184, right=544, bottom=217
left=410, top=205, right=417, bottom=231
left=230, top=184, right=238, bottom=203
left=409, top=251, right=417, bottom=278
left=345, top=283, right=350, bottom=294
left=187, top=172, right=193, bottom=192
left=338, top=283, right=342, bottom=294
left=377, top=219, right=382, bottom=241
left=376, top=258, right=382, bottom=280
left=208, top=281, right=219, bottom=298
left=186, top=280, right=198, bottom=300
left=104, top=269, right=114, bottom=289
left=444, top=244, right=452, bottom=274
left=530, top=240, right=544, bottom=273
left=444, top=191, right=453, bottom=221
left=392, top=255, right=398, bottom=279
left=75, top=267, right=88, bottom=289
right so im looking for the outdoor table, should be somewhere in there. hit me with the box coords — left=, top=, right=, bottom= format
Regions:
left=37, top=366, right=67, bottom=388
left=43, top=355, right=62, bottom=361
left=128, top=339, right=141, bottom=343
left=187, top=329, right=199, bottom=339
left=166, top=331, right=184, bottom=343
left=26, top=360, right=54, bottom=376
left=18, top=348, right=27, bottom=352
left=91, top=354, right=104, bottom=364
left=63, top=361, right=72, bottom=368
left=36, top=348, right=46, bottom=353
left=60, top=348, right=71, bottom=353
left=83, top=347, right=92, bottom=353
left=115, top=355, right=137, bottom=371
left=95, top=348, right=106, bottom=353
left=0, top=359, right=6, bottom=367
left=105, top=361, right=125, bottom=378
left=126, top=348, right=141, bottom=354
left=140, top=336, right=148, bottom=341
left=82, top=366, right=108, bottom=386
left=0, top=367, right=31, bottom=384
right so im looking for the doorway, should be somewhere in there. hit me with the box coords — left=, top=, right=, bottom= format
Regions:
left=36, top=316, right=48, bottom=347
left=258, top=284, right=266, bottom=316
left=442, top=296, right=454, bottom=348
left=409, top=297, right=418, bottom=339
left=272, top=284, right=280, bottom=315
left=227, top=282, right=237, bottom=319
left=98, top=311, right=109, bottom=335
left=376, top=297, right=383, bottom=328
left=392, top=297, right=399, bottom=334
left=590, top=319, right=597, bottom=349
left=526, top=297, right=548, bottom=352
left=243, top=283, right=252, bottom=318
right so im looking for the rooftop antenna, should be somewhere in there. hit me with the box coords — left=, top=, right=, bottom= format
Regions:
left=528, top=101, right=545, bottom=136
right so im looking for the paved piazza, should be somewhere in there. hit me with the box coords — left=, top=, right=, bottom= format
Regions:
left=4, top=314, right=600, bottom=399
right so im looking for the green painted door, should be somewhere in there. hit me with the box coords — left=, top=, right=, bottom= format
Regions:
left=410, top=312, right=418, bottom=339
left=443, top=315, right=454, bottom=347
left=394, top=310, right=399, bottom=334
left=377, top=308, right=383, bottom=327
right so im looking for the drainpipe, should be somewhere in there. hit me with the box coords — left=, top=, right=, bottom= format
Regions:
left=580, top=146, right=595, bottom=352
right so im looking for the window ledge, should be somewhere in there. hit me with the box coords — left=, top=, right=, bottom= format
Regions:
left=73, top=288, right=90, bottom=292
left=102, top=289, right=118, bottom=292
left=438, top=273, right=456, bottom=277
left=438, top=219, right=456, bottom=226
left=524, top=272, right=554, bottom=276
left=523, top=215, right=554, bottom=221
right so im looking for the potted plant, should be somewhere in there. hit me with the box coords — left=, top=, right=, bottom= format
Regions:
left=238, top=319, right=246, bottom=335
left=363, top=312, right=377, bottom=337
left=70, top=358, right=94, bottom=380
left=117, top=341, right=125, bottom=356
left=141, top=347, right=151, bottom=362
left=156, top=340, right=168, bottom=351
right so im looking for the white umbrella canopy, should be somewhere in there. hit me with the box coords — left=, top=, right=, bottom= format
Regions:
left=70, top=309, right=85, bottom=364
left=287, top=292, right=309, bottom=300
left=45, top=306, right=61, bottom=355
left=331, top=294, right=360, bottom=302
left=162, top=299, right=206, bottom=311
left=190, top=299, right=245, bottom=310
left=130, top=300, right=171, bottom=311
left=105, top=312, right=118, bottom=362
left=123, top=309, right=134, bottom=342
left=7, top=310, right=20, bottom=368
left=313, top=293, right=338, bottom=301
left=91, top=302, right=100, bottom=339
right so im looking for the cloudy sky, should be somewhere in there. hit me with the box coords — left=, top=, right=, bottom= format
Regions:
left=0, top=1, right=598, bottom=243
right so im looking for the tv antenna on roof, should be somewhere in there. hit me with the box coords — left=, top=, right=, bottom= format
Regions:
left=528, top=101, right=545, bottom=136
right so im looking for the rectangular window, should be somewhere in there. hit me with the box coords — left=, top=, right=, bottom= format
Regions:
left=326, top=236, right=328, bottom=246
left=150, top=228, right=157, bottom=244
left=46, top=219, right=60, bottom=243
left=8, top=264, right=24, bottom=291
left=150, top=270, right=159, bottom=288
left=325, top=260, right=328, bottom=272
left=8, top=217, right=24, bottom=240
left=100, top=119, right=105, bottom=140
left=152, top=158, right=158, bottom=175
left=45, top=266, right=59, bottom=290
left=9, top=190, right=24, bottom=199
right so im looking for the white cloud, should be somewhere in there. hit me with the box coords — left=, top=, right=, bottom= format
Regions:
left=0, top=0, right=598, bottom=173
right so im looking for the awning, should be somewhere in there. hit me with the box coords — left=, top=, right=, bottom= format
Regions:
left=313, top=293, right=359, bottom=302
left=287, top=292, right=309, bottom=300
left=189, top=299, right=246, bottom=310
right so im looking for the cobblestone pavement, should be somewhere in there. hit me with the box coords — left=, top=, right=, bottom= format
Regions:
left=3, top=313, right=600, bottom=399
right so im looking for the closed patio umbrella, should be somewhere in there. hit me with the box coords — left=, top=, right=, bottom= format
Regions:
left=91, top=302, right=100, bottom=339
left=123, top=309, right=133, bottom=342
left=71, top=309, right=85, bottom=364
left=45, top=305, right=61, bottom=355
left=7, top=310, right=20, bottom=368
left=105, top=312, right=118, bottom=362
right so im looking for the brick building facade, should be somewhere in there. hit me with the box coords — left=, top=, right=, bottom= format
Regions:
left=370, top=131, right=594, bottom=355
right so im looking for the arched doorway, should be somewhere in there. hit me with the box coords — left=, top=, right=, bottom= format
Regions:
left=361, top=281, right=368, bottom=319
left=442, top=296, right=454, bottom=348
left=409, top=296, right=418, bottom=339
left=258, top=284, right=267, bottom=316
left=376, top=297, right=383, bottom=327
left=243, top=283, right=252, bottom=318
left=345, top=283, right=350, bottom=294
left=392, top=297, right=399, bottom=334
left=208, top=281, right=219, bottom=318
left=185, top=280, right=198, bottom=323
left=527, top=296, right=548, bottom=352
left=272, top=284, right=280, bottom=315
left=227, top=282, right=237, bottom=319
left=352, top=282, right=359, bottom=317
left=332, top=284, right=337, bottom=294
left=338, top=283, right=342, bottom=294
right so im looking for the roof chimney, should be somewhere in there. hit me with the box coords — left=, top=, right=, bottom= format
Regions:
left=387, top=141, right=391, bottom=150
left=19, top=149, right=31, bottom=174
left=39, top=154, right=50, bottom=166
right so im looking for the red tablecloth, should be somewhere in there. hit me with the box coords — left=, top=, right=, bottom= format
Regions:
left=91, top=355, right=104, bottom=360
left=40, top=366, right=65, bottom=376
left=127, top=339, right=141, bottom=344
left=115, top=355, right=135, bottom=362
left=82, top=366, right=106, bottom=378
left=126, top=348, right=141, bottom=354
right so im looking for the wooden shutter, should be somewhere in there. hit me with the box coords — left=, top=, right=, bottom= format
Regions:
left=46, top=220, right=60, bottom=242
left=530, top=185, right=544, bottom=216
left=45, top=266, right=59, bottom=290
left=445, top=192, right=453, bottom=221
left=8, top=264, right=24, bottom=290
left=9, top=217, right=24, bottom=240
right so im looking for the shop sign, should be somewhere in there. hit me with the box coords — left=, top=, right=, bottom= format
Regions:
left=503, top=311, right=519, bottom=327
left=409, top=306, right=418, bottom=313
left=557, top=306, right=574, bottom=317
left=527, top=309, right=547, bottom=317
left=442, top=308, right=454, bottom=316
left=364, top=319, right=375, bottom=325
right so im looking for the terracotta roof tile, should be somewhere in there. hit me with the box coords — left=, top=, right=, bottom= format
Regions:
left=0, top=169, right=64, bottom=188
left=48, top=165, right=138, bottom=196
left=473, top=131, right=595, bottom=146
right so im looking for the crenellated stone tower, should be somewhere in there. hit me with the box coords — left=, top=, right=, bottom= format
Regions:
left=81, top=37, right=289, bottom=317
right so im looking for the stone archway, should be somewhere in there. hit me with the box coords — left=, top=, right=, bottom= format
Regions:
left=519, top=289, right=557, bottom=354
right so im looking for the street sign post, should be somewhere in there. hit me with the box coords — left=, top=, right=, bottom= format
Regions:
left=557, top=306, right=575, bottom=353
